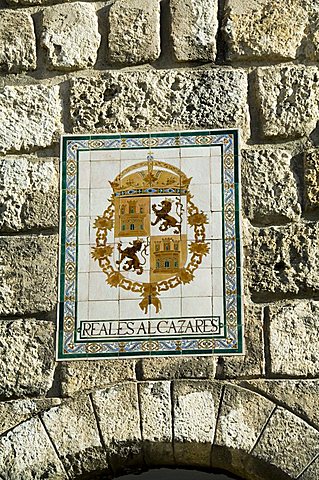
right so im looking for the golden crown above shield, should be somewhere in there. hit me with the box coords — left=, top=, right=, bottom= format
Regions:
left=91, top=156, right=210, bottom=314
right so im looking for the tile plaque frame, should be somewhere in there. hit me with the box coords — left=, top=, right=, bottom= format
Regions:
left=57, top=129, right=244, bottom=360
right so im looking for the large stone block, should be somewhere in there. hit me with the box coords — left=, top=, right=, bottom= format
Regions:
left=138, top=381, right=174, bottom=465
left=0, top=10, right=36, bottom=72
left=70, top=69, right=249, bottom=138
left=170, top=0, right=218, bottom=62
left=304, top=149, right=319, bottom=212
left=216, top=304, right=265, bottom=379
left=0, top=156, right=59, bottom=232
left=173, top=380, right=222, bottom=467
left=108, top=0, right=160, bottom=65
left=0, top=417, right=66, bottom=479
left=91, top=383, right=142, bottom=473
left=249, top=222, right=319, bottom=300
left=213, top=385, right=274, bottom=457
left=0, top=319, right=55, bottom=399
left=0, top=84, right=62, bottom=153
left=41, top=3, right=100, bottom=71
left=299, top=457, right=319, bottom=480
left=241, top=379, right=319, bottom=428
left=139, top=356, right=217, bottom=380
left=0, top=398, right=61, bottom=436
left=255, top=66, right=319, bottom=139
left=267, top=301, right=319, bottom=377
left=42, top=397, right=108, bottom=477
left=60, top=359, right=135, bottom=397
left=0, top=235, right=58, bottom=316
left=241, top=148, right=301, bottom=225
left=252, top=407, right=319, bottom=478
left=223, top=0, right=307, bottom=61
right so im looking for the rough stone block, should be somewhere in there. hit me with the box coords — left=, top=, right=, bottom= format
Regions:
left=70, top=69, right=249, bottom=138
left=0, top=235, right=58, bottom=316
left=252, top=407, right=319, bottom=478
left=41, top=3, right=100, bottom=71
left=0, top=398, right=61, bottom=436
left=139, top=356, right=217, bottom=380
left=0, top=10, right=36, bottom=72
left=108, top=0, right=160, bottom=65
left=0, top=319, right=55, bottom=399
left=241, top=379, right=319, bottom=428
left=170, top=0, right=218, bottom=62
left=304, top=149, right=319, bottom=212
left=0, top=156, right=59, bottom=232
left=223, top=0, right=307, bottom=61
left=241, top=148, right=301, bottom=225
left=173, top=380, right=222, bottom=467
left=0, top=84, right=62, bottom=154
left=42, top=397, right=108, bottom=477
left=138, top=381, right=174, bottom=465
left=214, top=385, right=274, bottom=452
left=0, top=417, right=66, bottom=479
left=255, top=66, right=319, bottom=139
left=267, top=301, right=319, bottom=377
left=91, top=383, right=142, bottom=473
left=299, top=457, right=319, bottom=480
left=60, top=359, right=135, bottom=397
left=249, top=222, right=319, bottom=300
left=216, top=304, right=264, bottom=379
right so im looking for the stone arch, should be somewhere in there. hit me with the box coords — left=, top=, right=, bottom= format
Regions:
left=0, top=381, right=318, bottom=480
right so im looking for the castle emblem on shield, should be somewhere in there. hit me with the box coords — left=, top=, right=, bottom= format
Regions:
left=91, top=154, right=210, bottom=314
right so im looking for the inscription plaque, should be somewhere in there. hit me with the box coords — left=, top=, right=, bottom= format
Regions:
left=57, top=130, right=243, bottom=360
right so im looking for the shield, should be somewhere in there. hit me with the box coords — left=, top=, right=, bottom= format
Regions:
left=92, top=156, right=208, bottom=314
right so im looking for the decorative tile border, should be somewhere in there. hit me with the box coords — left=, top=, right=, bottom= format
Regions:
left=56, top=130, right=243, bottom=360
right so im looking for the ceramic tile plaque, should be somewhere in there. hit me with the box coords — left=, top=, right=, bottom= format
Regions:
left=57, top=130, right=243, bottom=360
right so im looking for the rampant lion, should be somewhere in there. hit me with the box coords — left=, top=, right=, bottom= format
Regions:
left=116, top=239, right=146, bottom=275
left=151, top=199, right=182, bottom=234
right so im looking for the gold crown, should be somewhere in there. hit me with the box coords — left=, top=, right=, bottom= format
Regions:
left=110, top=159, right=191, bottom=196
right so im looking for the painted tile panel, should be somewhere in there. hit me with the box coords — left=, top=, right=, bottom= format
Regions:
left=57, top=130, right=243, bottom=360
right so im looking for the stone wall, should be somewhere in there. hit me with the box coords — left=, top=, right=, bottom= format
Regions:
left=0, top=0, right=319, bottom=479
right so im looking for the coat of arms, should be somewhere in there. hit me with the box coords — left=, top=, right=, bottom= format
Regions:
left=92, top=154, right=210, bottom=314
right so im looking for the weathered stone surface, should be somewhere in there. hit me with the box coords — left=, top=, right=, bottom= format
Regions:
left=42, top=397, right=108, bottom=477
left=170, top=0, right=218, bottom=62
left=0, top=10, right=36, bottom=72
left=0, top=417, right=66, bottom=479
left=241, top=379, right=319, bottom=427
left=173, top=380, right=222, bottom=467
left=267, top=301, right=319, bottom=377
left=0, top=156, right=59, bottom=232
left=253, top=407, right=319, bottom=478
left=0, top=85, right=62, bottom=153
left=92, top=383, right=142, bottom=472
left=139, top=356, right=217, bottom=380
left=242, top=148, right=301, bottom=226
left=214, top=385, right=274, bottom=452
left=255, top=66, right=319, bottom=139
left=108, top=0, right=160, bottom=65
left=41, top=3, right=100, bottom=71
left=70, top=69, right=249, bottom=138
left=138, top=381, right=173, bottom=465
left=249, top=222, right=319, bottom=300
left=299, top=457, right=319, bottom=480
left=304, top=149, right=319, bottom=212
left=60, top=359, right=135, bottom=397
left=223, top=0, right=307, bottom=61
left=217, top=304, right=264, bottom=379
left=0, top=235, right=58, bottom=315
left=0, top=398, right=61, bottom=436
left=0, top=319, right=55, bottom=398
